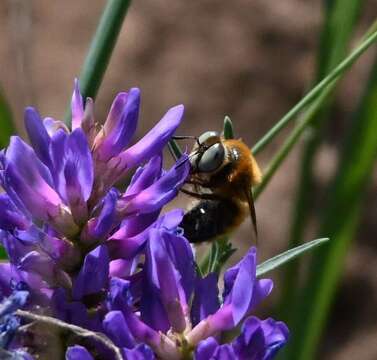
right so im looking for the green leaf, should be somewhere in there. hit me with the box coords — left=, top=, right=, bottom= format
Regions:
left=279, top=0, right=366, bottom=326
left=168, top=139, right=184, bottom=160
left=256, top=238, right=329, bottom=277
left=286, top=55, right=377, bottom=360
left=252, top=26, right=377, bottom=155
left=0, top=89, right=13, bottom=260
left=199, top=237, right=236, bottom=275
left=65, top=0, right=132, bottom=125
left=0, top=88, right=15, bottom=148
left=223, top=116, right=234, bottom=139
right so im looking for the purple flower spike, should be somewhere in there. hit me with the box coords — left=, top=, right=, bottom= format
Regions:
left=66, top=345, right=94, bottom=360
left=0, top=81, right=288, bottom=359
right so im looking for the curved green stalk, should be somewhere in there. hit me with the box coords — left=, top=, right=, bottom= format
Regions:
left=252, top=27, right=377, bottom=155
left=65, top=0, right=132, bottom=125
left=279, top=0, right=365, bottom=326
left=253, top=84, right=334, bottom=200
left=286, top=55, right=377, bottom=360
left=0, top=89, right=14, bottom=259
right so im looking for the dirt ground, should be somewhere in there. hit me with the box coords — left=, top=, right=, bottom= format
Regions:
left=0, top=1, right=377, bottom=359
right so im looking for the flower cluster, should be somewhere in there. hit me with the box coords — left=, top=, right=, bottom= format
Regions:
left=0, top=81, right=288, bottom=359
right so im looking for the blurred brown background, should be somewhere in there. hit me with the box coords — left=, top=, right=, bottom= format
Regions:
left=0, top=1, right=376, bottom=359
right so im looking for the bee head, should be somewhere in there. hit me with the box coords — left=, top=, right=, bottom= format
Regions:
left=190, top=131, right=226, bottom=173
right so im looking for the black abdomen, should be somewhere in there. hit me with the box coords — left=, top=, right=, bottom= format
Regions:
left=180, top=199, right=242, bottom=243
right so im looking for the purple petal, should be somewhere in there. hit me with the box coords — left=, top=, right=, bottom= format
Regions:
left=114, top=104, right=184, bottom=173
left=0, top=264, right=19, bottom=298
left=109, top=259, right=134, bottom=278
left=195, top=337, right=219, bottom=360
left=163, top=230, right=195, bottom=303
left=232, top=316, right=265, bottom=360
left=260, top=318, right=289, bottom=360
left=212, top=344, right=237, bottom=359
left=122, top=344, right=155, bottom=360
left=5, top=137, right=61, bottom=220
left=64, top=159, right=88, bottom=223
left=72, top=245, right=109, bottom=300
left=122, top=307, right=161, bottom=348
left=0, top=194, right=30, bottom=231
left=145, top=229, right=187, bottom=332
left=103, top=310, right=135, bottom=348
left=84, top=188, right=118, bottom=242
left=65, top=128, right=93, bottom=201
left=103, top=92, right=128, bottom=135
left=1, top=232, right=34, bottom=265
left=107, top=225, right=150, bottom=260
left=125, top=155, right=162, bottom=197
left=96, top=88, right=140, bottom=160
left=108, top=277, right=132, bottom=311
left=81, top=97, right=96, bottom=144
left=140, top=278, right=170, bottom=333
left=232, top=316, right=289, bottom=360
left=191, top=273, right=220, bottom=326
left=49, top=129, right=69, bottom=200
left=119, top=155, right=189, bottom=216
left=71, top=79, right=84, bottom=130
left=43, top=117, right=70, bottom=136
left=224, top=247, right=257, bottom=325
left=24, top=107, right=52, bottom=168
left=18, top=251, right=68, bottom=287
left=66, top=345, right=94, bottom=360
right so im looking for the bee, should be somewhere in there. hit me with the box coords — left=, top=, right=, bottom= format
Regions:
left=175, top=131, right=262, bottom=244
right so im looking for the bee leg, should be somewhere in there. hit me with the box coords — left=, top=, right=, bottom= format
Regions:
left=180, top=187, right=222, bottom=201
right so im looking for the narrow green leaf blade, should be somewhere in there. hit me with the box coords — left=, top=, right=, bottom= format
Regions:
left=0, top=88, right=15, bottom=148
left=252, top=27, right=377, bottom=155
left=256, top=238, right=329, bottom=277
left=223, top=116, right=234, bottom=139
left=65, top=0, right=132, bottom=125
left=287, top=55, right=377, bottom=360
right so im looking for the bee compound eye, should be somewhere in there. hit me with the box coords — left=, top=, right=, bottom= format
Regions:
left=198, top=131, right=219, bottom=145
left=189, top=152, right=200, bottom=169
left=198, top=143, right=225, bottom=173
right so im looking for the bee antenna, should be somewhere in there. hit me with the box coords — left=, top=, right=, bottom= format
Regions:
left=172, top=135, right=201, bottom=146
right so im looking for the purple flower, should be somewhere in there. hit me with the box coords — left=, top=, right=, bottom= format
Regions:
left=0, top=80, right=288, bottom=359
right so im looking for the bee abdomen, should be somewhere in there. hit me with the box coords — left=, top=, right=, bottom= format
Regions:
left=180, top=199, right=244, bottom=243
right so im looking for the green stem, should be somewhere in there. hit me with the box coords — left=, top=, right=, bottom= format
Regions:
left=279, top=0, right=365, bottom=324
left=252, top=28, right=377, bottom=155
left=286, top=55, right=377, bottom=360
left=65, top=0, right=132, bottom=125
left=253, top=84, right=334, bottom=200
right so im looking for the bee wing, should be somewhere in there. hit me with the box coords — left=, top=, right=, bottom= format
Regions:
left=244, top=187, right=258, bottom=243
